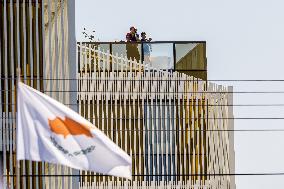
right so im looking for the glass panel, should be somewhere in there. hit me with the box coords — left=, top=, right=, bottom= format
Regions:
left=112, top=43, right=127, bottom=57
left=175, top=43, right=206, bottom=70
left=111, top=43, right=142, bottom=70
left=125, top=43, right=142, bottom=62
left=97, top=44, right=110, bottom=53
left=175, top=43, right=197, bottom=63
left=175, top=43, right=207, bottom=80
left=112, top=43, right=142, bottom=62
left=143, top=43, right=174, bottom=70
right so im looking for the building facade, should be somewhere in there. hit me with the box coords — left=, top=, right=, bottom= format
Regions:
left=76, top=42, right=235, bottom=189
left=1, top=0, right=235, bottom=188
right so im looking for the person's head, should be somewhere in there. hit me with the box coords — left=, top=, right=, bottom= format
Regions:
left=130, top=26, right=136, bottom=33
left=141, top=32, right=146, bottom=39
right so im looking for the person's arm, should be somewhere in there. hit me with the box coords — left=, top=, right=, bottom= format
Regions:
left=136, top=34, right=140, bottom=41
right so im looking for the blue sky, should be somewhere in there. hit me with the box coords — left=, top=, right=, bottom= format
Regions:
left=76, top=0, right=284, bottom=188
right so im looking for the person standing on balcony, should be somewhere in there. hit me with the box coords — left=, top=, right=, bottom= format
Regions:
left=141, top=32, right=152, bottom=42
left=126, top=26, right=140, bottom=61
left=141, top=32, right=152, bottom=65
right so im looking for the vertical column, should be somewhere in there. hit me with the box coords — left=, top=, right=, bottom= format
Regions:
left=228, top=86, right=235, bottom=189
left=3, top=0, right=8, bottom=188
left=9, top=0, right=15, bottom=188
left=67, top=0, right=78, bottom=187
left=41, top=1, right=46, bottom=187
left=0, top=3, right=3, bottom=186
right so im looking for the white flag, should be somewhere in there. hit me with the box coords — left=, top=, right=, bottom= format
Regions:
left=16, top=82, right=132, bottom=179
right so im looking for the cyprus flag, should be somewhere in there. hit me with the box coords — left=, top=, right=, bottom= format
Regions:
left=16, top=82, right=132, bottom=179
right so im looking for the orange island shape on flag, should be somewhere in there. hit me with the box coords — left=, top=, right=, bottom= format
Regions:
left=48, top=116, right=95, bottom=138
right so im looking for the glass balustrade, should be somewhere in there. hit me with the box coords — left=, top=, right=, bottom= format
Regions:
left=77, top=41, right=207, bottom=80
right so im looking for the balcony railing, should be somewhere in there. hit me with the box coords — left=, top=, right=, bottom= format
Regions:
left=77, top=41, right=207, bottom=80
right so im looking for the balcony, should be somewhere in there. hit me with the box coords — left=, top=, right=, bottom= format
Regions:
left=77, top=41, right=207, bottom=80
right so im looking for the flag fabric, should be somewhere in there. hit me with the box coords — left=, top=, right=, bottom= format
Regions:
left=16, top=82, right=132, bottom=179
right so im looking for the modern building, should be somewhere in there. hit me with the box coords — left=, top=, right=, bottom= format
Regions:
left=77, top=42, right=235, bottom=189
left=1, top=0, right=235, bottom=188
